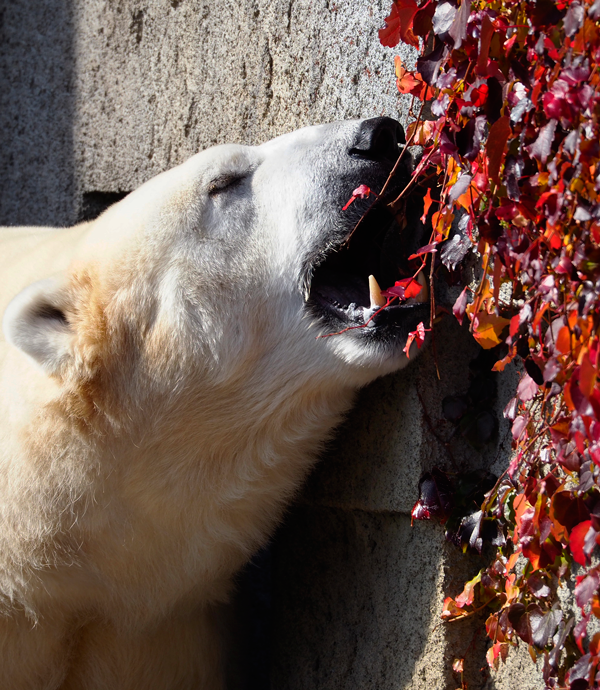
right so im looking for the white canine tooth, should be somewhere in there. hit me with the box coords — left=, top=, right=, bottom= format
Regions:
left=369, top=275, right=387, bottom=309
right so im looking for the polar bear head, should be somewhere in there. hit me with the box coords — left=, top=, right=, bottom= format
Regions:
left=0, top=119, right=430, bottom=658
left=4, top=117, right=428, bottom=421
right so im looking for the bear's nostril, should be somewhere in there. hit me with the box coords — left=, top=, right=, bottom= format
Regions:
left=349, top=117, right=405, bottom=164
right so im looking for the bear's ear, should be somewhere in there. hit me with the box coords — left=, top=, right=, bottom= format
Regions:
left=3, top=278, right=73, bottom=376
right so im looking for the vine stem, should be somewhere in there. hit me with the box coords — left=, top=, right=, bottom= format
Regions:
left=342, top=97, right=427, bottom=247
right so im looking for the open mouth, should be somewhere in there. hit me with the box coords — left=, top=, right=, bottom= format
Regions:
left=304, top=201, right=430, bottom=336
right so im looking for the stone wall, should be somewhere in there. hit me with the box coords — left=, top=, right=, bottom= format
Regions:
left=0, top=1, right=543, bottom=688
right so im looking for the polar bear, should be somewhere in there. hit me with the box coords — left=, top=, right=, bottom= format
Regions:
left=0, top=117, right=427, bottom=689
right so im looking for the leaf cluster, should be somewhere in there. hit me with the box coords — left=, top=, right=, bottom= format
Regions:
left=379, top=0, right=600, bottom=686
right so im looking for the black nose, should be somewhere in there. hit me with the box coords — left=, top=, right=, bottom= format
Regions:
left=349, top=117, right=405, bottom=164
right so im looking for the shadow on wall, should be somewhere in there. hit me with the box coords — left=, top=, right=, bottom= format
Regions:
left=265, top=313, right=519, bottom=690
left=0, top=0, right=76, bottom=226
left=270, top=506, right=444, bottom=690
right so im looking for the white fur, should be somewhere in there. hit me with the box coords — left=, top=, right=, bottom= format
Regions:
left=0, top=121, right=413, bottom=689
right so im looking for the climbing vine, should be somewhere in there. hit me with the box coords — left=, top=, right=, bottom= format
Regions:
left=378, top=0, right=600, bottom=686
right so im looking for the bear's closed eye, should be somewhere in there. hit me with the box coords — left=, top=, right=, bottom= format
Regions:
left=207, top=174, right=246, bottom=195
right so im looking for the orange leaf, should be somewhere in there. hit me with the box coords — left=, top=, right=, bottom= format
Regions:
left=590, top=632, right=600, bottom=656
left=455, top=573, right=481, bottom=608
left=456, top=183, right=480, bottom=211
left=420, top=188, right=433, bottom=223
left=441, top=596, right=469, bottom=620
left=579, top=349, right=597, bottom=399
left=397, top=72, right=421, bottom=94
left=407, top=119, right=437, bottom=147
left=532, top=302, right=549, bottom=336
left=472, top=313, right=511, bottom=349
left=592, top=594, right=600, bottom=618
left=563, top=378, right=575, bottom=412
left=556, top=325, right=572, bottom=355
left=492, top=351, right=515, bottom=372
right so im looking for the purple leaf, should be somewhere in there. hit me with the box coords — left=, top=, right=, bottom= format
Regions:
left=529, top=605, right=560, bottom=648
left=452, top=286, right=469, bottom=325
left=526, top=119, right=558, bottom=164
left=441, top=233, right=471, bottom=270
left=432, top=2, right=456, bottom=36
left=543, top=358, right=561, bottom=382
left=564, top=1, right=584, bottom=37
left=517, top=374, right=539, bottom=402
left=575, top=568, right=600, bottom=610
left=417, top=40, right=447, bottom=86
left=449, top=173, right=473, bottom=201
left=448, top=0, right=471, bottom=49
left=503, top=397, right=518, bottom=421
left=528, top=572, right=551, bottom=599
left=412, top=469, right=454, bottom=523
left=512, top=414, right=529, bottom=440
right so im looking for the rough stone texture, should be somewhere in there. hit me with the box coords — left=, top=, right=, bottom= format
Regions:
left=0, top=0, right=76, bottom=226
left=271, top=314, right=544, bottom=690
left=0, top=1, right=545, bottom=688
left=302, top=313, right=515, bottom=515
left=71, top=0, right=414, bottom=196
left=271, top=506, right=492, bottom=690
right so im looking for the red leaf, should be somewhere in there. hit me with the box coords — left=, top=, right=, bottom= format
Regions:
left=403, top=321, right=430, bottom=358
left=405, top=279, right=423, bottom=299
left=509, top=314, right=520, bottom=338
left=486, top=116, right=511, bottom=184
left=476, top=14, right=494, bottom=76
left=379, top=0, right=420, bottom=49
left=550, top=492, right=590, bottom=539
left=352, top=184, right=372, bottom=198
left=408, top=242, right=438, bottom=260
left=379, top=2, right=401, bottom=47
left=342, top=184, right=372, bottom=211
left=570, top=520, right=593, bottom=566
left=382, top=277, right=422, bottom=301
left=403, top=331, right=417, bottom=358
left=397, top=72, right=422, bottom=94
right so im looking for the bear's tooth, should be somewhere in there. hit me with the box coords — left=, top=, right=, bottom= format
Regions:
left=369, top=275, right=386, bottom=309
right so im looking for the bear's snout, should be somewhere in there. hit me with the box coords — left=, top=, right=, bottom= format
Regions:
left=349, top=116, right=405, bottom=166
